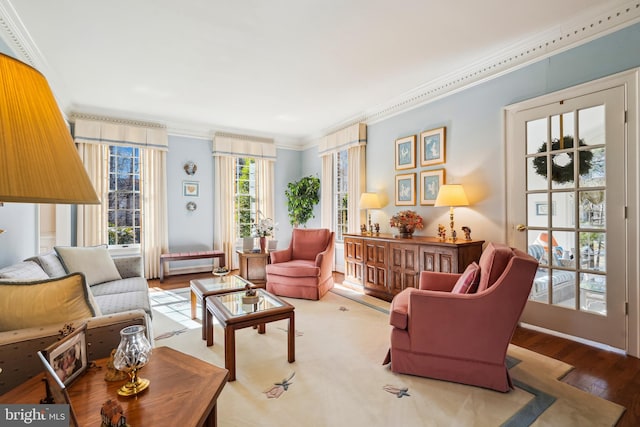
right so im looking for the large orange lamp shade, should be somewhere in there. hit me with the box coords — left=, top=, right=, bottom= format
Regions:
left=0, top=53, right=99, bottom=204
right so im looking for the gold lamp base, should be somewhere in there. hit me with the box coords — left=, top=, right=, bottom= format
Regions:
left=117, top=374, right=150, bottom=396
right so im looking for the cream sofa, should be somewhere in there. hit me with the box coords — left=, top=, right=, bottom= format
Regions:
left=0, top=247, right=153, bottom=395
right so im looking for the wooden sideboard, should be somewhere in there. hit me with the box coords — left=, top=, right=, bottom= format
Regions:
left=343, top=233, right=484, bottom=301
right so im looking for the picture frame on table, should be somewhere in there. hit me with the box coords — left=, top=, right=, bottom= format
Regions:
left=420, top=127, right=446, bottom=166
left=37, top=351, right=80, bottom=427
left=41, top=323, right=88, bottom=387
left=395, top=173, right=416, bottom=206
left=420, top=169, right=445, bottom=205
left=183, top=181, right=200, bottom=197
left=395, top=135, right=416, bottom=170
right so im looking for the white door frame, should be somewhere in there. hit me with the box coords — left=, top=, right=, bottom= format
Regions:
left=504, top=69, right=639, bottom=357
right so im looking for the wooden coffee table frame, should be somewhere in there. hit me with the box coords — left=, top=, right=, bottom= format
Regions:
left=190, top=275, right=261, bottom=340
left=205, top=289, right=295, bottom=381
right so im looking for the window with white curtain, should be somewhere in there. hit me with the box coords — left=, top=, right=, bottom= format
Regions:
left=334, top=149, right=349, bottom=241
left=234, top=157, right=257, bottom=239
left=108, top=146, right=141, bottom=246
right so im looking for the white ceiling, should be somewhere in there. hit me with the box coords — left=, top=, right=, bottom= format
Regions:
left=0, top=0, right=637, bottom=146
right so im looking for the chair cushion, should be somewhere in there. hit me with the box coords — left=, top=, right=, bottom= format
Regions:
left=0, top=261, right=49, bottom=281
left=55, top=245, right=122, bottom=286
left=451, top=262, right=480, bottom=294
left=0, top=273, right=99, bottom=332
left=266, top=260, right=320, bottom=278
left=291, top=229, right=330, bottom=261
left=477, top=242, right=513, bottom=292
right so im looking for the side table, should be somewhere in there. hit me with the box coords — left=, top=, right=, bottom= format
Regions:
left=236, top=250, right=270, bottom=285
left=0, top=347, right=228, bottom=427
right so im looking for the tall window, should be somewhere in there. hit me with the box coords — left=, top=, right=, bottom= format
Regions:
left=234, top=157, right=257, bottom=238
left=334, top=149, right=348, bottom=241
left=108, top=146, right=141, bottom=245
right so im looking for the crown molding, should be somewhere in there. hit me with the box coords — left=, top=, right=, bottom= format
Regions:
left=305, top=0, right=640, bottom=143
left=2, top=0, right=639, bottom=148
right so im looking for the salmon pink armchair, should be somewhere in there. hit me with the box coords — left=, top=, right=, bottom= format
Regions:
left=383, top=242, right=538, bottom=392
left=265, top=228, right=335, bottom=300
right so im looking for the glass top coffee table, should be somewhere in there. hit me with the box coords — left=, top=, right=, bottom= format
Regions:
left=205, top=288, right=295, bottom=381
left=190, top=275, right=262, bottom=340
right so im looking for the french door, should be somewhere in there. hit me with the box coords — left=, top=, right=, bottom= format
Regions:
left=506, top=84, right=627, bottom=349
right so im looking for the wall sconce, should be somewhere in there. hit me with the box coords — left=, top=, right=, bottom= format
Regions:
left=359, top=192, right=382, bottom=234
left=434, top=184, right=469, bottom=241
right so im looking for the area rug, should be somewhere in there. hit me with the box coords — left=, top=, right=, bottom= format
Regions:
left=149, top=286, right=625, bottom=427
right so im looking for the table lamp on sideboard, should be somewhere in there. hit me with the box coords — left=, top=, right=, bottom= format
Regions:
left=434, top=184, right=469, bottom=241
left=359, top=192, right=381, bottom=235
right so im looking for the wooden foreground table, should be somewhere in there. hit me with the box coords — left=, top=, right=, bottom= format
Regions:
left=0, top=346, right=228, bottom=427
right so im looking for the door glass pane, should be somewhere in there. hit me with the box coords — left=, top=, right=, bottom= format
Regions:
left=551, top=230, right=575, bottom=267
left=551, top=192, right=574, bottom=228
left=552, top=270, right=576, bottom=307
left=527, top=193, right=548, bottom=227
left=579, top=191, right=605, bottom=229
left=578, top=105, right=605, bottom=146
left=580, top=272, right=606, bottom=315
left=579, top=232, right=606, bottom=272
left=579, top=147, right=605, bottom=187
left=527, top=157, right=547, bottom=190
left=527, top=118, right=547, bottom=155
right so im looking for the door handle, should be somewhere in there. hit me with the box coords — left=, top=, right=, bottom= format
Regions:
left=516, top=224, right=527, bottom=232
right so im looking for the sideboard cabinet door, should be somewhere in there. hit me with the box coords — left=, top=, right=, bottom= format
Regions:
left=344, top=237, right=364, bottom=285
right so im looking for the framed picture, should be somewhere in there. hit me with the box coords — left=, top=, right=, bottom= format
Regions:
left=42, top=323, right=88, bottom=387
left=420, top=127, right=446, bottom=166
left=395, top=173, right=416, bottom=206
left=183, top=181, right=199, bottom=197
left=37, top=351, right=80, bottom=427
left=420, top=169, right=445, bottom=205
left=395, top=135, right=416, bottom=170
left=536, top=201, right=556, bottom=215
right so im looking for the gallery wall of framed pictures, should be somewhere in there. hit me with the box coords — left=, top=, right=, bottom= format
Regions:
left=394, top=126, right=446, bottom=206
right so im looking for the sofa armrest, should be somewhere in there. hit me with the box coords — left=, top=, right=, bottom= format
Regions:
left=0, top=309, right=150, bottom=395
left=113, top=255, right=143, bottom=278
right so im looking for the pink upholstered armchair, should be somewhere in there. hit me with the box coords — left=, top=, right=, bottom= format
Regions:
left=265, top=228, right=335, bottom=300
left=383, top=242, right=538, bottom=392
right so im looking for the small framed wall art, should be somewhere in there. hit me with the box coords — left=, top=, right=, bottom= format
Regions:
left=183, top=181, right=199, bottom=197
left=395, top=173, right=416, bottom=206
left=395, top=135, right=416, bottom=170
left=420, top=169, right=445, bottom=205
left=420, top=127, right=446, bottom=166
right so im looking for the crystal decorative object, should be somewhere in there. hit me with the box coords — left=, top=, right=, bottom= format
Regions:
left=112, top=325, right=152, bottom=396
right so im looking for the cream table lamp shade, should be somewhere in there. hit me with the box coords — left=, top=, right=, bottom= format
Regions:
left=434, top=184, right=469, bottom=241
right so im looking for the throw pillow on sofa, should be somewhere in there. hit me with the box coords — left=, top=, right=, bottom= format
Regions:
left=0, top=261, right=49, bottom=281
left=0, top=273, right=101, bottom=332
left=55, top=245, right=122, bottom=286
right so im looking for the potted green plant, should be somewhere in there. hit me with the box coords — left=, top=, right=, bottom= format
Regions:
left=285, top=175, right=320, bottom=227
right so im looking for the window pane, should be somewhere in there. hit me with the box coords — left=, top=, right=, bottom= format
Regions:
left=107, top=146, right=141, bottom=246
left=334, top=150, right=348, bottom=240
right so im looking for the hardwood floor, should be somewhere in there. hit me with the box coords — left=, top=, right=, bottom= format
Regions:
left=150, top=271, right=640, bottom=427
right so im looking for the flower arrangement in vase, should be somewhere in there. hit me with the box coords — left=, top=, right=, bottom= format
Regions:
left=252, top=216, right=277, bottom=252
left=390, top=210, right=424, bottom=238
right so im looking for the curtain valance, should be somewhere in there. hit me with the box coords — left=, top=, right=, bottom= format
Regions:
left=212, top=132, right=276, bottom=161
left=317, top=123, right=367, bottom=157
left=73, top=118, right=168, bottom=151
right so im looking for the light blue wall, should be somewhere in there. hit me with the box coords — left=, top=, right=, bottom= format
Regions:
left=2, top=22, right=640, bottom=266
left=353, top=22, right=640, bottom=244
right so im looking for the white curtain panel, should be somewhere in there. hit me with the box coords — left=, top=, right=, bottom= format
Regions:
left=318, top=123, right=367, bottom=233
left=142, top=148, right=168, bottom=278
left=76, top=142, right=108, bottom=246
left=213, top=156, right=237, bottom=269
left=256, top=159, right=275, bottom=236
